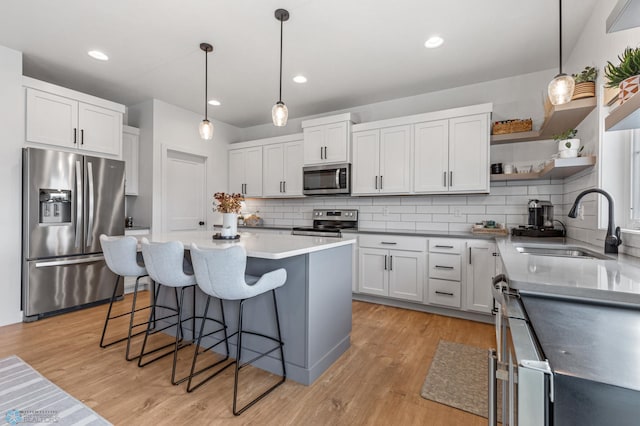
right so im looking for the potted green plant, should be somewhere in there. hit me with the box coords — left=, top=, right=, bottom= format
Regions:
left=604, top=46, right=640, bottom=104
left=553, top=129, right=580, bottom=158
left=571, top=66, right=597, bottom=100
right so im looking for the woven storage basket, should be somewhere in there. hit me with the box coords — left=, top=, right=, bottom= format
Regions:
left=492, top=119, right=533, bottom=135
left=572, top=81, right=596, bottom=100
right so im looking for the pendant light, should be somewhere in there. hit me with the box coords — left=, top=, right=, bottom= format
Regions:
left=272, top=9, right=290, bottom=127
left=547, top=0, right=575, bottom=105
left=199, top=43, right=214, bottom=140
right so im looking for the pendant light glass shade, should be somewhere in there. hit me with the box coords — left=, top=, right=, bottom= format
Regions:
left=199, top=43, right=214, bottom=140
left=272, top=101, right=288, bottom=127
left=548, top=73, right=575, bottom=106
left=548, top=0, right=574, bottom=106
left=273, top=9, right=290, bottom=127
left=199, top=119, right=214, bottom=140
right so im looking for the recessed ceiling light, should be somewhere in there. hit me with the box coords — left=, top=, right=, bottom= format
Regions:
left=88, top=50, right=109, bottom=61
left=293, top=75, right=307, bottom=84
left=208, top=99, right=221, bottom=106
left=424, top=36, right=444, bottom=49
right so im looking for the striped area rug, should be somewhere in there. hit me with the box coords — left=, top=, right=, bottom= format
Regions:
left=0, top=355, right=110, bottom=426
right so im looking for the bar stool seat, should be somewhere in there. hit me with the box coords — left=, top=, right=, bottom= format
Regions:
left=189, top=244, right=287, bottom=416
left=139, top=238, right=227, bottom=386
left=99, top=234, right=150, bottom=361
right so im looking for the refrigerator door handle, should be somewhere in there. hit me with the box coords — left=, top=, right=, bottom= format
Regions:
left=86, top=161, right=95, bottom=247
left=35, top=255, right=105, bottom=268
left=75, top=160, right=83, bottom=249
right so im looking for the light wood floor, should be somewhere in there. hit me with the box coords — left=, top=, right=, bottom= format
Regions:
left=0, top=293, right=494, bottom=425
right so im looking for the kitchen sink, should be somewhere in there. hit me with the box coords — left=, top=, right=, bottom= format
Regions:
left=514, top=245, right=610, bottom=260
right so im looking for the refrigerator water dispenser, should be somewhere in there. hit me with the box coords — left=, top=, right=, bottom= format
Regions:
left=39, top=189, right=71, bottom=224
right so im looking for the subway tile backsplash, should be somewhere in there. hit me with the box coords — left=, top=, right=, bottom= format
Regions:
left=242, top=179, right=564, bottom=232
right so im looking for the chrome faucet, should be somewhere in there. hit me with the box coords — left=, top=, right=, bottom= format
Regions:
left=568, top=189, right=622, bottom=254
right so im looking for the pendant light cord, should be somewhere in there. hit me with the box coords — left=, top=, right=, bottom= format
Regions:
left=278, top=18, right=283, bottom=103
left=204, top=49, right=208, bottom=120
left=558, top=0, right=562, bottom=75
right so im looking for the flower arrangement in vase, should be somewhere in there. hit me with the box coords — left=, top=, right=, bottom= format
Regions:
left=213, top=192, right=244, bottom=237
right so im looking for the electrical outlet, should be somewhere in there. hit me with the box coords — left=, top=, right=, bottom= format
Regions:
left=383, top=206, right=390, bottom=216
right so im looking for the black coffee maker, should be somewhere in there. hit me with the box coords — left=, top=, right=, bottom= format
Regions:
left=512, top=199, right=565, bottom=237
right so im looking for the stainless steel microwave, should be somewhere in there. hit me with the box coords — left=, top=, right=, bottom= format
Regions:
left=303, top=163, right=351, bottom=195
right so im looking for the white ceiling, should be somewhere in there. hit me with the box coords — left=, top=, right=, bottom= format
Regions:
left=0, top=0, right=598, bottom=128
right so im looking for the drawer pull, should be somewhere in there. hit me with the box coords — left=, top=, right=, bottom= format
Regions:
left=434, top=265, right=454, bottom=270
left=434, top=245, right=454, bottom=249
left=381, top=241, right=397, bottom=245
left=435, top=290, right=455, bottom=297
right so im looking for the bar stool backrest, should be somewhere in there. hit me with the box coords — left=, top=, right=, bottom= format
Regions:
left=190, top=245, right=251, bottom=300
left=100, top=234, right=146, bottom=277
left=141, top=238, right=194, bottom=287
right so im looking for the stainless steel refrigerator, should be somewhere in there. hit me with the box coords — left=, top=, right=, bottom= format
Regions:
left=22, top=147, right=125, bottom=321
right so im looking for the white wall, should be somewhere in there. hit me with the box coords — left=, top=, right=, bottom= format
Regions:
left=128, top=99, right=241, bottom=231
left=240, top=69, right=557, bottom=142
left=0, top=46, right=25, bottom=326
left=559, top=0, right=640, bottom=252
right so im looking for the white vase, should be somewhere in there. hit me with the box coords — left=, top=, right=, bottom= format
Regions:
left=558, top=138, right=580, bottom=152
left=221, top=213, right=238, bottom=237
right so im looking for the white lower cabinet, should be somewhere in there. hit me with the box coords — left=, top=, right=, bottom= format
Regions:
left=356, top=234, right=496, bottom=317
left=465, top=240, right=497, bottom=314
left=358, top=235, right=426, bottom=302
left=427, top=239, right=463, bottom=308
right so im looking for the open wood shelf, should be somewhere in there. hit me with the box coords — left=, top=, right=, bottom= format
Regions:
left=605, top=92, right=640, bottom=131
left=490, top=155, right=596, bottom=182
left=490, top=97, right=597, bottom=145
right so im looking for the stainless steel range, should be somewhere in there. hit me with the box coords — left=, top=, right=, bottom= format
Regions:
left=291, top=209, right=358, bottom=237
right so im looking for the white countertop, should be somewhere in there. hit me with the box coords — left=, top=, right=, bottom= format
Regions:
left=147, top=230, right=356, bottom=260
left=498, top=237, right=640, bottom=305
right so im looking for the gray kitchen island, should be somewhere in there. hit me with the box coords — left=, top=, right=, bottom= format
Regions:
left=146, top=230, right=356, bottom=385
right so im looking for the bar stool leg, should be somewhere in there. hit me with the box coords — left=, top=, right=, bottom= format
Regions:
left=232, top=290, right=286, bottom=416
left=99, top=275, right=121, bottom=348
left=185, top=297, right=232, bottom=392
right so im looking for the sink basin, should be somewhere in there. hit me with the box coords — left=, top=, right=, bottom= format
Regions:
left=514, top=245, right=609, bottom=260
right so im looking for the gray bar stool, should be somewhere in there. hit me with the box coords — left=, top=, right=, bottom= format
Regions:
left=99, top=234, right=150, bottom=361
left=189, top=244, right=287, bottom=416
left=139, top=238, right=226, bottom=386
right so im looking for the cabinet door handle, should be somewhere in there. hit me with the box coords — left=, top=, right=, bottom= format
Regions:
left=324, top=146, right=327, bottom=159
left=434, top=245, right=454, bottom=249
left=434, top=265, right=454, bottom=270
left=80, top=129, right=84, bottom=145
left=279, top=181, right=283, bottom=192
left=380, top=241, right=397, bottom=245
left=449, top=171, right=453, bottom=187
left=380, top=175, right=383, bottom=190
left=435, top=290, right=455, bottom=296
left=384, top=255, right=387, bottom=270
left=469, top=247, right=472, bottom=265
left=389, top=255, right=393, bottom=271
left=73, top=128, right=77, bottom=144
left=375, top=175, right=378, bottom=189
left=283, top=181, right=286, bottom=193
left=443, top=171, right=447, bottom=187
left=320, top=147, right=323, bottom=160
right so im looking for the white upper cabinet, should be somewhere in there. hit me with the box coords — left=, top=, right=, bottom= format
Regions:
left=448, top=114, right=489, bottom=193
left=352, top=125, right=411, bottom=195
left=122, top=125, right=140, bottom=196
left=302, top=113, right=353, bottom=165
left=24, top=78, right=124, bottom=157
left=414, top=113, right=489, bottom=194
left=352, top=104, right=492, bottom=196
left=263, top=140, right=303, bottom=197
left=228, top=146, right=263, bottom=197
left=414, top=120, right=449, bottom=193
